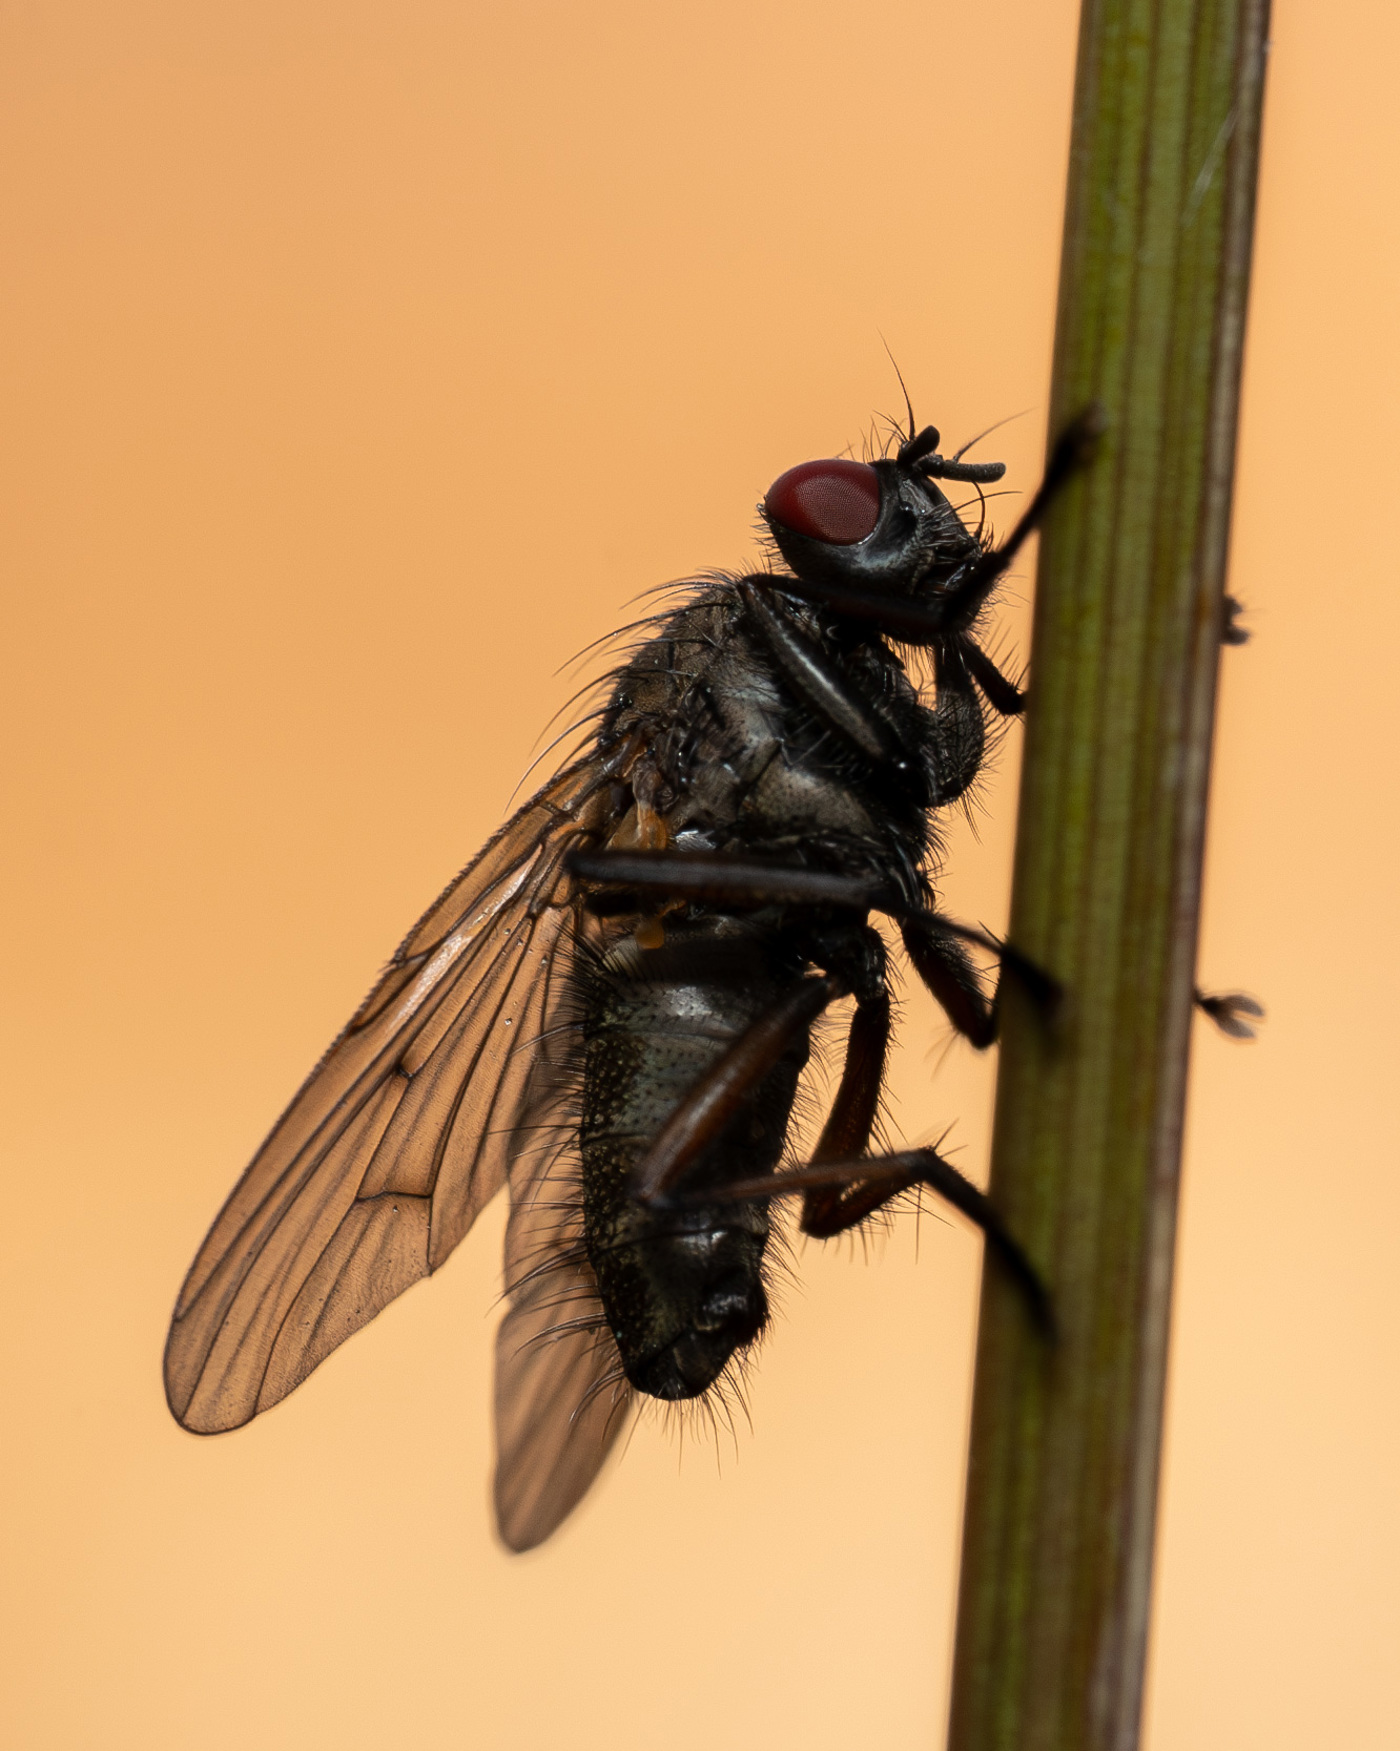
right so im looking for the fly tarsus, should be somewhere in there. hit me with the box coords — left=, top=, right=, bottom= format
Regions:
left=1222, top=594, right=1251, bottom=644
left=1195, top=988, right=1264, bottom=1039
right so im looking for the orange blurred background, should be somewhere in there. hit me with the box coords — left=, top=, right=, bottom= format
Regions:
left=3, top=3, right=1398, bottom=1747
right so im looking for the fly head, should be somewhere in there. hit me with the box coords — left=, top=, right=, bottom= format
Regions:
left=762, top=421, right=1007, bottom=606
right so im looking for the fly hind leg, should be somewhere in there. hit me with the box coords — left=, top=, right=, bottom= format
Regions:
left=766, top=1147, right=1051, bottom=1335
left=716, top=926, right=1048, bottom=1325
left=794, top=934, right=1047, bottom=1327
left=629, top=929, right=1052, bottom=1333
left=630, top=920, right=889, bottom=1206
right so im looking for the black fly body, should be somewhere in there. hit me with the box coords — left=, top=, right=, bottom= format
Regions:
left=165, top=400, right=1103, bottom=1550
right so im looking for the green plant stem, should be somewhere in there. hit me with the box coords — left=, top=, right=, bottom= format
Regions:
left=946, top=3, right=1270, bottom=1748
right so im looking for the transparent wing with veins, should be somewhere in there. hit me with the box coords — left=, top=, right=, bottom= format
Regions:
left=164, top=755, right=617, bottom=1439
left=492, top=1106, right=636, bottom=1550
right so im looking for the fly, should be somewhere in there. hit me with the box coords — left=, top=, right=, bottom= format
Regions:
left=164, top=399, right=1196, bottom=1551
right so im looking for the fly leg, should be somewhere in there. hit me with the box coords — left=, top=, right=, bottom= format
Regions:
left=567, top=848, right=1058, bottom=1028
left=931, top=405, right=1104, bottom=635
left=784, top=920, right=1035, bottom=1289
left=738, top=580, right=913, bottom=778
left=899, top=904, right=1066, bottom=1051
left=925, top=637, right=986, bottom=805
left=960, top=639, right=1025, bottom=717
left=1195, top=989, right=1264, bottom=1038
left=901, top=912, right=997, bottom=1048
left=630, top=919, right=888, bottom=1207
left=630, top=972, right=847, bottom=1205
left=776, top=918, right=1042, bottom=1289
left=618, top=914, right=1051, bottom=1332
left=572, top=848, right=996, bottom=953
left=809, top=989, right=890, bottom=1164
left=739, top=580, right=960, bottom=808
left=711, top=1146, right=1052, bottom=1335
left=742, top=581, right=1004, bottom=809
left=744, top=555, right=1001, bottom=802
left=905, top=896, right=1250, bottom=1048
left=799, top=976, right=892, bottom=1235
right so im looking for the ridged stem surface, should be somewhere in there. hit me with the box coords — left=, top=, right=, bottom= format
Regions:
left=947, top=3, right=1270, bottom=1748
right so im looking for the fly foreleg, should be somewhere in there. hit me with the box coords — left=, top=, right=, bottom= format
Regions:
left=739, top=581, right=931, bottom=800
left=739, top=581, right=902, bottom=767
left=933, top=406, right=1104, bottom=635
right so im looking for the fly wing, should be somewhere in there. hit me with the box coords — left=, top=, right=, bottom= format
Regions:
left=492, top=1100, right=634, bottom=1551
left=165, top=754, right=615, bottom=1435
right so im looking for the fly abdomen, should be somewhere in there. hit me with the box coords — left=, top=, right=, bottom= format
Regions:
left=578, top=921, right=808, bottom=1399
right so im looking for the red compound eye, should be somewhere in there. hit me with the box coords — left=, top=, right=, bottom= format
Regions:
left=764, top=459, right=881, bottom=546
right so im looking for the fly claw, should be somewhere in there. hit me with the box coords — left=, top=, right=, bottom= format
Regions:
left=1223, top=593, right=1251, bottom=645
left=1195, top=989, right=1264, bottom=1040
